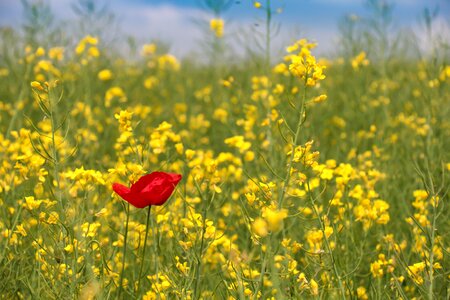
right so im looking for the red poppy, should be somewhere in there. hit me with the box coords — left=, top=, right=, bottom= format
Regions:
left=112, top=172, right=182, bottom=208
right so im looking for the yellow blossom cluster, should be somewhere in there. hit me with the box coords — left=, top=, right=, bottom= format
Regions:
left=0, top=19, right=448, bottom=299
left=286, top=39, right=326, bottom=86
left=351, top=51, right=369, bottom=69
left=210, top=18, right=224, bottom=38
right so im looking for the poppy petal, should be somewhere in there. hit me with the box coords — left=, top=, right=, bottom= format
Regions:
left=113, top=172, right=182, bottom=208
left=112, top=183, right=131, bottom=198
left=130, top=172, right=162, bottom=194
left=112, top=183, right=145, bottom=208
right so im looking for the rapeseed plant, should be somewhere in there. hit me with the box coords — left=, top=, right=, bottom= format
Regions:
left=0, top=1, right=448, bottom=299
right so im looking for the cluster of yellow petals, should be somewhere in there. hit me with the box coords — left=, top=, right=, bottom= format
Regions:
left=210, top=18, right=224, bottom=38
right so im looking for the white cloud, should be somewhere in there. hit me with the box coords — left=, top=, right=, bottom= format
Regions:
left=6, top=0, right=438, bottom=59
left=115, top=3, right=212, bottom=57
left=311, top=0, right=426, bottom=5
left=413, top=16, right=450, bottom=54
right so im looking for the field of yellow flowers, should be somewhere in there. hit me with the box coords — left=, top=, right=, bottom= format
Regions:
left=0, top=2, right=449, bottom=299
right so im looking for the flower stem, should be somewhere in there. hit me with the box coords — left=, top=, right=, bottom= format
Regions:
left=151, top=208, right=160, bottom=298
left=136, top=205, right=152, bottom=296
left=278, top=79, right=307, bottom=209
left=118, top=203, right=130, bottom=297
left=194, top=203, right=208, bottom=300
left=307, top=180, right=347, bottom=299
left=265, top=0, right=272, bottom=70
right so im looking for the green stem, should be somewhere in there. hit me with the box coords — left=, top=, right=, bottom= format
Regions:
left=307, top=180, right=347, bottom=299
left=265, top=0, right=272, bottom=70
left=254, top=238, right=270, bottom=299
left=194, top=203, right=208, bottom=299
left=278, top=80, right=307, bottom=209
left=118, top=203, right=130, bottom=297
left=137, top=205, right=152, bottom=296
left=151, top=207, right=160, bottom=299
left=49, top=89, right=63, bottom=211
left=6, top=63, right=31, bottom=139
left=427, top=170, right=437, bottom=300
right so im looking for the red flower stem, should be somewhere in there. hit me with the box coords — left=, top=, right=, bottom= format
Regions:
left=118, top=203, right=130, bottom=297
left=136, top=205, right=152, bottom=296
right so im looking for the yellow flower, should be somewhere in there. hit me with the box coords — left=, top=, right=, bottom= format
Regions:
left=407, top=262, right=426, bottom=285
left=48, top=47, right=64, bottom=61
left=356, top=286, right=368, bottom=300
left=310, top=279, right=319, bottom=296
left=88, top=47, right=100, bottom=57
left=114, top=110, right=133, bottom=132
left=30, top=81, right=44, bottom=91
left=35, top=47, right=45, bottom=57
left=0, top=68, right=9, bottom=77
left=351, top=51, right=369, bottom=69
left=175, top=256, right=189, bottom=275
left=158, top=54, right=180, bottom=71
left=105, top=86, right=126, bottom=107
left=15, top=224, right=27, bottom=237
left=142, top=43, right=157, bottom=56
left=263, top=207, right=288, bottom=232
left=210, top=18, right=224, bottom=38
left=46, top=212, right=59, bottom=224
left=224, top=135, right=251, bottom=153
left=81, top=222, right=101, bottom=238
left=313, top=94, right=327, bottom=103
left=144, top=76, right=158, bottom=89
left=98, top=69, right=113, bottom=81
left=64, top=244, right=74, bottom=253
left=252, top=217, right=268, bottom=237
left=370, top=260, right=383, bottom=277
left=23, top=196, right=43, bottom=210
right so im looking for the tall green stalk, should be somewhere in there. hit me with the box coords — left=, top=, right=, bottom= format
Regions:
left=118, top=203, right=130, bottom=297
left=151, top=207, right=161, bottom=299
left=307, top=179, right=347, bottom=299
left=137, top=205, right=152, bottom=296
left=265, top=0, right=272, bottom=70
left=278, top=77, right=307, bottom=209
left=48, top=87, right=64, bottom=209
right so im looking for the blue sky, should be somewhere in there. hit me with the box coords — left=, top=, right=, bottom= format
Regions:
left=0, top=0, right=449, bottom=56
left=118, top=0, right=449, bottom=26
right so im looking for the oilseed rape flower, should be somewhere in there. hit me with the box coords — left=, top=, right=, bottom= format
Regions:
left=224, top=135, right=251, bottom=153
left=98, top=69, right=113, bottom=81
left=114, top=110, right=133, bottom=132
left=142, top=43, right=157, bottom=56
left=1, top=8, right=449, bottom=297
left=210, top=18, right=224, bottom=38
left=252, top=207, right=288, bottom=237
left=75, top=35, right=98, bottom=55
left=351, top=51, right=369, bottom=69
left=144, top=76, right=158, bottom=89
left=48, top=47, right=64, bottom=61
left=157, top=54, right=180, bottom=71
left=105, top=86, right=126, bottom=107
left=262, top=207, right=288, bottom=232
left=291, top=140, right=319, bottom=167
left=252, top=217, right=269, bottom=237
left=30, top=81, right=44, bottom=91
left=313, top=94, right=327, bottom=103
left=287, top=39, right=326, bottom=86
left=407, top=262, right=426, bottom=285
